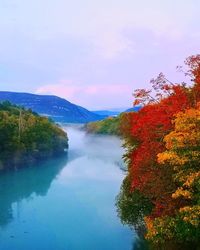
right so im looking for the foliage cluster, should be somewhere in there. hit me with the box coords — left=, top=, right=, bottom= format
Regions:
left=84, top=115, right=122, bottom=136
left=116, top=55, right=200, bottom=248
left=0, top=101, right=68, bottom=170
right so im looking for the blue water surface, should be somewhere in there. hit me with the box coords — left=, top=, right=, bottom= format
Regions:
left=0, top=126, right=136, bottom=250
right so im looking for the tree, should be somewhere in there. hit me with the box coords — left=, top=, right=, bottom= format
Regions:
left=145, top=106, right=200, bottom=245
left=0, top=102, right=68, bottom=171
left=117, top=55, right=200, bottom=248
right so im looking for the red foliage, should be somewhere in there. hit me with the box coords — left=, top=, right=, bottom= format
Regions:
left=122, top=55, right=200, bottom=217
left=130, top=87, right=190, bottom=212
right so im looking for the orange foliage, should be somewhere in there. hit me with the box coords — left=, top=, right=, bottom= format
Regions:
left=121, top=54, right=200, bottom=219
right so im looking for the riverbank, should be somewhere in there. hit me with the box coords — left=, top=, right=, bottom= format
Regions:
left=84, top=116, right=121, bottom=136
left=0, top=102, right=68, bottom=171
left=0, top=125, right=134, bottom=250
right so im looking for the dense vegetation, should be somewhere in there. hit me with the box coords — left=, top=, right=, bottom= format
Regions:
left=116, top=55, right=200, bottom=249
left=0, top=101, right=68, bottom=171
left=84, top=116, right=121, bottom=135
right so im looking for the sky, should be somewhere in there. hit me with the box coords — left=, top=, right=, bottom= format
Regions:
left=0, top=0, right=200, bottom=110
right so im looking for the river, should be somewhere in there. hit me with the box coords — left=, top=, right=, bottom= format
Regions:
left=0, top=126, right=137, bottom=250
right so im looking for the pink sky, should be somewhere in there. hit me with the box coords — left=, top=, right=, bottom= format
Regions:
left=36, top=82, right=133, bottom=109
left=0, top=0, right=200, bottom=109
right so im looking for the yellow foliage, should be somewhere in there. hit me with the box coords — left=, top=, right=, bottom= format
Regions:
left=158, top=106, right=200, bottom=164
left=154, top=106, right=200, bottom=241
left=163, top=107, right=200, bottom=150
left=144, top=216, right=174, bottom=242
left=157, top=151, right=188, bottom=165
left=183, top=171, right=200, bottom=187
left=144, top=217, right=158, bottom=239
left=172, top=187, right=192, bottom=199
left=179, top=205, right=200, bottom=227
left=145, top=206, right=200, bottom=242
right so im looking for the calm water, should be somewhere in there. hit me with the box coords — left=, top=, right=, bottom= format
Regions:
left=0, top=126, right=137, bottom=250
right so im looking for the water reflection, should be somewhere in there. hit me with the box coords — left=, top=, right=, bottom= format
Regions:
left=0, top=155, right=68, bottom=227
left=132, top=236, right=149, bottom=250
left=0, top=126, right=134, bottom=250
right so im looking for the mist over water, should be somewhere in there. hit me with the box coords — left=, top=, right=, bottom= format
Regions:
left=0, top=126, right=135, bottom=250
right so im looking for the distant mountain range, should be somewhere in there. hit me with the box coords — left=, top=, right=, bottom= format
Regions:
left=125, top=106, right=141, bottom=112
left=93, top=106, right=141, bottom=116
left=0, top=91, right=103, bottom=123
left=92, top=110, right=120, bottom=116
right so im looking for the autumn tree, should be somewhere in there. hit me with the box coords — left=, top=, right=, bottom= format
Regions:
left=117, top=54, right=200, bottom=248
left=145, top=105, right=200, bottom=245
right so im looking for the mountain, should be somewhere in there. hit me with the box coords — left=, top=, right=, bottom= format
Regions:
left=125, top=106, right=141, bottom=112
left=93, top=106, right=142, bottom=117
left=0, top=91, right=103, bottom=123
left=92, top=110, right=120, bottom=117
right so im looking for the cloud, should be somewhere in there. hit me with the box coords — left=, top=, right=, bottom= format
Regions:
left=35, top=81, right=133, bottom=109
left=1, top=0, right=200, bottom=109
left=36, top=80, right=79, bottom=98
left=91, top=31, right=135, bottom=59
left=1, top=0, right=198, bottom=60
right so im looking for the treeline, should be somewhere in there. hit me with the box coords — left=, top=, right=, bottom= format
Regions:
left=0, top=101, right=68, bottom=171
left=84, top=115, right=122, bottom=136
left=116, top=55, right=200, bottom=248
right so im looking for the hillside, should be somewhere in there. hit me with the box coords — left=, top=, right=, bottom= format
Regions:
left=85, top=107, right=141, bottom=135
left=125, top=106, right=141, bottom=112
left=0, top=91, right=103, bottom=123
left=0, top=101, right=68, bottom=170
left=92, top=110, right=120, bottom=117
left=84, top=116, right=122, bottom=136
left=93, top=106, right=141, bottom=117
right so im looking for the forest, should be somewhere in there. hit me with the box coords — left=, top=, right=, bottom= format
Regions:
left=0, top=101, right=68, bottom=171
left=116, top=55, right=200, bottom=249
left=84, top=115, right=121, bottom=135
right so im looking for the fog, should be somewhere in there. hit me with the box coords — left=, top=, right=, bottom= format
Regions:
left=0, top=125, right=134, bottom=250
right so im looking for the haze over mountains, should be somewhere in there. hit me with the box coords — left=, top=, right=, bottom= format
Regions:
left=93, top=106, right=141, bottom=116
left=0, top=91, right=103, bottom=123
left=0, top=91, right=140, bottom=123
